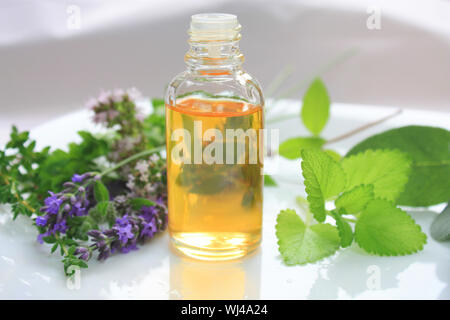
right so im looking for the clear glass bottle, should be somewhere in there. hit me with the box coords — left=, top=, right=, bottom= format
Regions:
left=165, top=13, right=264, bottom=260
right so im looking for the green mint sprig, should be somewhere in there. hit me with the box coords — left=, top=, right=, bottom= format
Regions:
left=276, top=148, right=427, bottom=265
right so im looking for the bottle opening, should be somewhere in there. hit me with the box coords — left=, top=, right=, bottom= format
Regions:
left=189, top=13, right=241, bottom=42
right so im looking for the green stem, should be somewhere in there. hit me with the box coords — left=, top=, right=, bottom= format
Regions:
left=54, top=233, right=69, bottom=256
left=324, top=109, right=402, bottom=145
left=343, top=217, right=357, bottom=223
left=100, top=145, right=165, bottom=177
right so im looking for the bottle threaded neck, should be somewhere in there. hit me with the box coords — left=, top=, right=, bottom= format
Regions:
left=188, top=13, right=241, bottom=42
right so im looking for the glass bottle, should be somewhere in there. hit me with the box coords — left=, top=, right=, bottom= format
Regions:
left=165, top=13, right=264, bottom=260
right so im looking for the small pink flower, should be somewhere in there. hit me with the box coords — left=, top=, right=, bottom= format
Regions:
left=135, top=108, right=145, bottom=122
left=135, top=160, right=148, bottom=175
left=93, top=111, right=108, bottom=124
left=112, top=88, right=125, bottom=102
left=126, top=87, right=142, bottom=101
left=107, top=110, right=120, bottom=120
left=85, top=97, right=98, bottom=110
left=98, top=90, right=112, bottom=104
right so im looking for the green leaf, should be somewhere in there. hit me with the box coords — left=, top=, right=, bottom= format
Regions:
left=51, top=243, right=58, bottom=254
left=341, top=149, right=411, bottom=202
left=301, top=149, right=346, bottom=222
left=301, top=78, right=330, bottom=136
left=89, top=201, right=110, bottom=222
left=324, top=149, right=341, bottom=161
left=295, top=196, right=310, bottom=212
left=355, top=199, right=427, bottom=255
left=68, top=245, right=77, bottom=255
left=335, top=185, right=374, bottom=215
left=42, top=236, right=56, bottom=244
left=264, top=174, right=277, bottom=187
left=94, top=180, right=109, bottom=202
left=276, top=209, right=340, bottom=265
left=37, top=131, right=110, bottom=197
left=331, top=210, right=353, bottom=248
left=347, top=125, right=450, bottom=206
left=430, top=203, right=450, bottom=242
left=279, top=136, right=325, bottom=159
left=129, top=197, right=155, bottom=210
left=151, top=98, right=165, bottom=109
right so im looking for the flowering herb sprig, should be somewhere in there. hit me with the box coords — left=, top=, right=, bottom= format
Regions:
left=89, top=88, right=150, bottom=177
left=0, top=88, right=167, bottom=276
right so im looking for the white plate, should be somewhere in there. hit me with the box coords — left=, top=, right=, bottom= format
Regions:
left=0, top=101, right=449, bottom=299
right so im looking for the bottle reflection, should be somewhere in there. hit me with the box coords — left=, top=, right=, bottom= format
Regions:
left=169, top=249, right=261, bottom=299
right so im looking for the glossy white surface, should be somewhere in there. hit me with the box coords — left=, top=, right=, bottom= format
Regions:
left=0, top=101, right=449, bottom=299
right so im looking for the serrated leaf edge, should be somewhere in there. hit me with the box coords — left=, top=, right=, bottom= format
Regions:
left=275, top=209, right=340, bottom=265
left=331, top=210, right=353, bottom=248
left=342, top=148, right=412, bottom=201
left=335, top=184, right=375, bottom=215
left=301, top=149, right=346, bottom=222
left=354, top=199, right=427, bottom=256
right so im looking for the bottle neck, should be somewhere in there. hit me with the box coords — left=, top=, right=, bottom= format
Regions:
left=185, top=39, right=244, bottom=75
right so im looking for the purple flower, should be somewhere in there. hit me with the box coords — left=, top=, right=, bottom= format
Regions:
left=44, top=192, right=63, bottom=214
left=140, top=205, right=157, bottom=222
left=116, top=215, right=130, bottom=227
left=71, top=174, right=84, bottom=183
left=74, top=247, right=91, bottom=261
left=69, top=201, right=87, bottom=217
left=98, top=247, right=111, bottom=261
left=120, top=240, right=138, bottom=254
left=141, top=219, right=156, bottom=238
left=37, top=231, right=50, bottom=244
left=35, top=216, right=47, bottom=227
left=53, top=220, right=68, bottom=233
left=116, top=223, right=134, bottom=244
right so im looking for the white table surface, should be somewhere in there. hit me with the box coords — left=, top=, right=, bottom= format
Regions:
left=0, top=101, right=449, bottom=299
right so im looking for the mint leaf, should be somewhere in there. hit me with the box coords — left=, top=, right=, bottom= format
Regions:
left=279, top=136, right=325, bottom=159
left=331, top=210, right=353, bottom=248
left=355, top=199, right=427, bottom=255
left=94, top=181, right=109, bottom=202
left=335, top=185, right=374, bottom=215
left=276, top=209, right=340, bottom=265
left=324, top=149, right=341, bottom=161
left=301, top=149, right=346, bottom=222
left=341, top=149, right=411, bottom=202
left=347, top=125, right=450, bottom=206
left=430, top=203, right=450, bottom=242
left=301, top=78, right=330, bottom=136
left=264, top=174, right=277, bottom=187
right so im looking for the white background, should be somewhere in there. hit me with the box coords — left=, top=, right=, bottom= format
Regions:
left=1, top=0, right=450, bottom=142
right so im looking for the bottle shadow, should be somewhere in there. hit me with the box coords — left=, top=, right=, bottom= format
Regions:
left=169, top=247, right=262, bottom=300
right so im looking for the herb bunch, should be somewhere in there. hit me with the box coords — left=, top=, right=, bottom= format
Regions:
left=273, top=78, right=450, bottom=265
left=0, top=88, right=167, bottom=275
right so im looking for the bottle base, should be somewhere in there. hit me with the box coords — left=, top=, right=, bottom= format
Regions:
left=170, top=232, right=261, bottom=261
